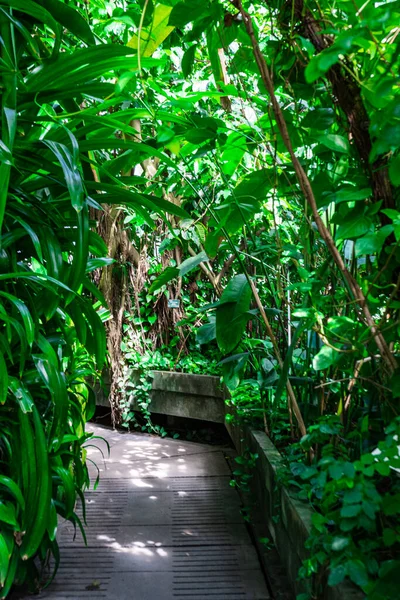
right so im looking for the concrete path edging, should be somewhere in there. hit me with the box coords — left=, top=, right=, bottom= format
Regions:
left=226, top=420, right=364, bottom=600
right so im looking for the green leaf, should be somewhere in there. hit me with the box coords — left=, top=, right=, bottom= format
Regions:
left=149, top=266, right=179, bottom=294
left=313, top=345, right=337, bottom=370
left=383, top=528, right=397, bottom=547
left=341, top=504, right=361, bottom=518
left=179, top=251, right=209, bottom=276
left=305, top=48, right=342, bottom=83
left=327, top=187, right=372, bottom=205
left=169, top=0, right=211, bottom=27
left=8, top=378, right=34, bottom=412
left=331, top=537, right=350, bottom=552
left=44, top=139, right=84, bottom=212
left=20, top=407, right=51, bottom=560
left=382, top=493, right=400, bottom=516
left=389, top=154, right=400, bottom=186
left=216, top=274, right=252, bottom=354
left=37, top=0, right=95, bottom=45
left=26, top=47, right=162, bottom=92
left=355, top=226, right=393, bottom=256
left=347, top=559, right=369, bottom=588
left=196, top=317, right=216, bottom=345
left=0, top=351, right=7, bottom=405
left=0, top=477, right=25, bottom=510
left=182, top=45, right=197, bottom=78
left=0, top=502, right=18, bottom=528
left=47, top=500, right=58, bottom=542
left=128, top=4, right=175, bottom=57
left=0, top=292, right=34, bottom=346
left=320, top=134, right=350, bottom=154
left=0, top=533, right=10, bottom=586
left=336, top=215, right=372, bottom=241
left=302, top=108, right=335, bottom=130
left=328, top=565, right=346, bottom=586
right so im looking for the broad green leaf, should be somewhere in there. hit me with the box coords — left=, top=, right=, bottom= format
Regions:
left=355, top=226, right=393, bottom=256
left=221, top=132, right=247, bottom=176
left=20, top=407, right=51, bottom=560
left=196, top=317, right=216, bottom=345
left=301, top=108, right=335, bottom=130
left=128, top=4, right=174, bottom=56
left=326, top=187, right=372, bottom=205
left=149, top=267, right=180, bottom=294
left=43, top=140, right=84, bottom=212
left=320, top=134, right=350, bottom=154
left=336, top=215, right=372, bottom=241
left=169, top=0, right=211, bottom=27
left=216, top=275, right=252, bottom=354
left=313, top=345, right=337, bottom=370
left=179, top=251, right=209, bottom=276
left=26, top=47, right=162, bottom=92
left=347, top=559, right=369, bottom=588
left=328, top=565, right=346, bottom=587
left=305, top=32, right=355, bottom=83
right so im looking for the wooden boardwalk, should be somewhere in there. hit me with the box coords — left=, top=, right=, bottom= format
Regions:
left=23, top=424, right=271, bottom=599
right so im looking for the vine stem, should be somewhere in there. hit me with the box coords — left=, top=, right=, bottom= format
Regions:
left=235, top=0, right=397, bottom=376
left=137, top=0, right=150, bottom=93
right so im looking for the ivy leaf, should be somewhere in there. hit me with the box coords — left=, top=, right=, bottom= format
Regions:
left=341, top=504, right=361, bottom=518
left=347, top=559, right=369, bottom=588
left=328, top=564, right=346, bottom=586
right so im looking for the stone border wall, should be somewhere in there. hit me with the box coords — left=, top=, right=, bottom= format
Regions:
left=226, top=420, right=362, bottom=600
left=143, top=370, right=226, bottom=423
left=95, top=370, right=226, bottom=423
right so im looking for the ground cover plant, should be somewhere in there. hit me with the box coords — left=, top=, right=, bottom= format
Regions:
left=1, top=0, right=400, bottom=598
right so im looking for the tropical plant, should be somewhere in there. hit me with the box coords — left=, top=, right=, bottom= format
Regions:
left=2, top=0, right=400, bottom=596
left=0, top=0, right=183, bottom=595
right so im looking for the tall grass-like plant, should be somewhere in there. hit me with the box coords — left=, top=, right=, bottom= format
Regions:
left=0, top=0, right=182, bottom=595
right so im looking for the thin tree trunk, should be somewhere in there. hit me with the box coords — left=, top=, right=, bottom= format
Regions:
left=235, top=0, right=397, bottom=375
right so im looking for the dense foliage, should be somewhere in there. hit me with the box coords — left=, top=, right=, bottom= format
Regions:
left=1, top=0, right=399, bottom=597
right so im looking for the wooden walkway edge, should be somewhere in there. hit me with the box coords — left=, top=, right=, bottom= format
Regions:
left=20, top=424, right=271, bottom=599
